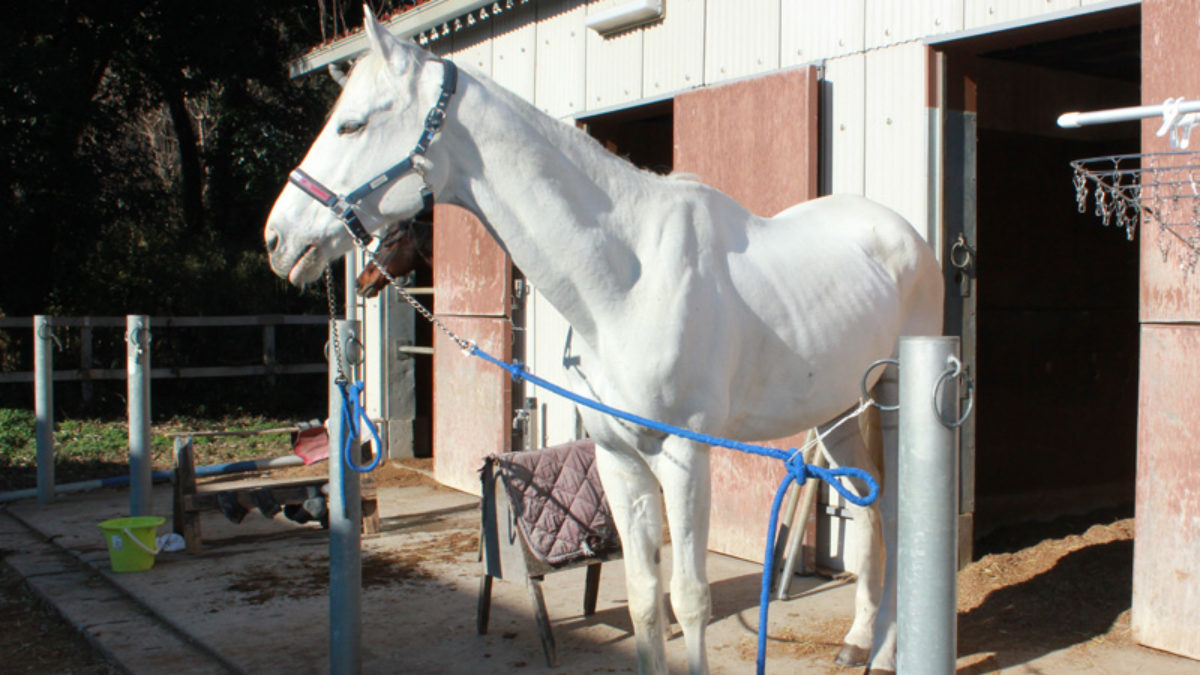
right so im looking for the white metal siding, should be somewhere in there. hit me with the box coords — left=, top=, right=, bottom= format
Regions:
left=864, top=0, right=963, bottom=48
left=781, top=0, right=866, bottom=66
left=822, top=54, right=868, bottom=195
left=535, top=0, right=587, bottom=117
left=528, top=290, right=582, bottom=447
left=491, top=1, right=538, bottom=100
left=863, top=43, right=930, bottom=239
left=964, top=0, right=1085, bottom=30
left=448, top=24, right=495, bottom=76
left=704, top=0, right=781, bottom=84
left=642, top=0, right=706, bottom=97
left=586, top=1, right=645, bottom=109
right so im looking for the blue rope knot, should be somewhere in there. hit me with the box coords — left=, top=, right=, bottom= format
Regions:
left=337, top=380, right=385, bottom=473
left=507, top=360, right=528, bottom=382
left=783, top=449, right=810, bottom=485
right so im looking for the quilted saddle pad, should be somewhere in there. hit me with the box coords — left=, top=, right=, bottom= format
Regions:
left=488, top=440, right=621, bottom=567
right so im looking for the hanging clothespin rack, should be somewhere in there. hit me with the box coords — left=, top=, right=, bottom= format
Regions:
left=1059, top=98, right=1200, bottom=277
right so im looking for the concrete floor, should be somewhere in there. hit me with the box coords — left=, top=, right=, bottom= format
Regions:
left=1, top=475, right=1194, bottom=674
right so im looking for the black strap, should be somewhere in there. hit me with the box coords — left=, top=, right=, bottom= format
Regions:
left=288, top=58, right=458, bottom=248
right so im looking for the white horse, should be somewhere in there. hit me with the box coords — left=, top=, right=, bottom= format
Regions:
left=265, top=12, right=943, bottom=674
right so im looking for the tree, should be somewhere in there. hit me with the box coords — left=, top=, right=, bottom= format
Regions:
left=0, top=0, right=340, bottom=319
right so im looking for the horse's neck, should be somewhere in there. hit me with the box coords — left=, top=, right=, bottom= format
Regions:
left=438, top=71, right=653, bottom=343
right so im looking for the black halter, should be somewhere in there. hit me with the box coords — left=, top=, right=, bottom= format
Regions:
left=288, top=58, right=458, bottom=247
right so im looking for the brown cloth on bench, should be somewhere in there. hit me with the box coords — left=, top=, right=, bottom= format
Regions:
left=485, top=440, right=621, bottom=567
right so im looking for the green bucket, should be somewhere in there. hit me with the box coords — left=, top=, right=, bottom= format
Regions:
left=98, top=516, right=165, bottom=573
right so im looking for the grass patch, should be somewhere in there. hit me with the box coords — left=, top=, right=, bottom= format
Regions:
left=0, top=409, right=303, bottom=492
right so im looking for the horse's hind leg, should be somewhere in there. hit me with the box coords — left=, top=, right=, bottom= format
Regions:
left=594, top=442, right=669, bottom=675
left=654, top=438, right=712, bottom=675
left=818, top=407, right=885, bottom=669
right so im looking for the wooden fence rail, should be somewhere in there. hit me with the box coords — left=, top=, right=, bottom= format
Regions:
left=0, top=315, right=328, bottom=385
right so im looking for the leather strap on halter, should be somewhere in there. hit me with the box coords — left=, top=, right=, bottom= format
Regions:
left=287, top=58, right=458, bottom=248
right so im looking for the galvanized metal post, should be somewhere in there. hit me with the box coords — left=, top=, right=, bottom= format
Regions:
left=328, top=318, right=362, bottom=674
left=126, top=315, right=152, bottom=517
left=897, top=336, right=961, bottom=675
left=34, top=315, right=54, bottom=505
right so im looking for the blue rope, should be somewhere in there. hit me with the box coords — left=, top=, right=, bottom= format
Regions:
left=337, top=380, right=385, bottom=473
left=467, top=346, right=879, bottom=675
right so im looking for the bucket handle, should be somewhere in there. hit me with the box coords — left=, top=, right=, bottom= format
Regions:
left=121, top=527, right=161, bottom=556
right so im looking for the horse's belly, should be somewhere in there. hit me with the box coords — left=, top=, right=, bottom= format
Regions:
left=720, top=242, right=904, bottom=439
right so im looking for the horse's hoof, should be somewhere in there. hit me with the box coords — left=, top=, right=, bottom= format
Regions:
left=834, top=644, right=870, bottom=667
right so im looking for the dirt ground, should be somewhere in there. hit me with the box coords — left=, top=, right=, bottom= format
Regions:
left=0, top=561, right=120, bottom=674
left=0, top=461, right=1193, bottom=674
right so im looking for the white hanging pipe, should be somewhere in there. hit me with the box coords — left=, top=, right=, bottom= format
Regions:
left=1057, top=99, right=1200, bottom=129
left=126, top=315, right=153, bottom=517
left=328, top=318, right=362, bottom=675
left=34, top=315, right=55, bottom=505
left=897, top=336, right=962, bottom=675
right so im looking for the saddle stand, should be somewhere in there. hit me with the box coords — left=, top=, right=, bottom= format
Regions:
left=478, top=440, right=622, bottom=667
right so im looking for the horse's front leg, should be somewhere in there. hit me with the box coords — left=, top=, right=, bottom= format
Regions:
left=594, top=442, right=669, bottom=674
left=653, top=438, right=712, bottom=675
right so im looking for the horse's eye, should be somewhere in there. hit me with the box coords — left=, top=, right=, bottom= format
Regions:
left=337, top=120, right=366, bottom=136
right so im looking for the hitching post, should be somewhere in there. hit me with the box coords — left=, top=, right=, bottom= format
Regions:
left=126, top=315, right=152, bottom=517
left=34, top=315, right=54, bottom=505
left=328, top=318, right=362, bottom=674
left=897, top=336, right=961, bottom=675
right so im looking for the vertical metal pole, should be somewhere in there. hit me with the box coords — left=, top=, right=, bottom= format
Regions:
left=80, top=320, right=94, bottom=408
left=127, top=315, right=152, bottom=517
left=897, top=336, right=960, bottom=675
left=34, top=316, right=54, bottom=505
left=344, top=252, right=359, bottom=322
left=328, top=318, right=361, bottom=675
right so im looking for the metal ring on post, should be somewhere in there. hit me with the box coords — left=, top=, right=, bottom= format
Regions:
left=344, top=335, right=365, bottom=366
left=861, top=358, right=900, bottom=411
left=37, top=323, right=64, bottom=351
left=932, top=356, right=975, bottom=428
left=949, top=233, right=973, bottom=270
left=125, top=325, right=151, bottom=356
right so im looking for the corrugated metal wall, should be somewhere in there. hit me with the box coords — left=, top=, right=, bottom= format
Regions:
left=428, top=0, right=1117, bottom=226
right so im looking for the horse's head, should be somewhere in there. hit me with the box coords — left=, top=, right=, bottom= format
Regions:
left=265, top=7, right=455, bottom=286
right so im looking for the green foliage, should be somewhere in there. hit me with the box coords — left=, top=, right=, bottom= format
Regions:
left=0, top=412, right=298, bottom=491
left=0, top=408, right=36, bottom=451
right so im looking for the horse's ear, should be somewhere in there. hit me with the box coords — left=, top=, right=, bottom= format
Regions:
left=363, top=5, right=413, bottom=74
left=328, top=63, right=348, bottom=88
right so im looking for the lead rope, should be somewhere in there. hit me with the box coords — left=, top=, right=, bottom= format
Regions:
left=325, top=267, right=385, bottom=474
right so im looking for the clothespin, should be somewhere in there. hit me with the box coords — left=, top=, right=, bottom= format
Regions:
left=1156, top=97, right=1199, bottom=150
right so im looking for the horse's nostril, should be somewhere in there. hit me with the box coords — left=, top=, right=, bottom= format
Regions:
left=265, top=228, right=280, bottom=254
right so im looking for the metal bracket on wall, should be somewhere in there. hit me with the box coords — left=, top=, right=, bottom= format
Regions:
left=949, top=233, right=975, bottom=297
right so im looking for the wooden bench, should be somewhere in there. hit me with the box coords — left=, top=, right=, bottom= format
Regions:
left=171, top=433, right=379, bottom=553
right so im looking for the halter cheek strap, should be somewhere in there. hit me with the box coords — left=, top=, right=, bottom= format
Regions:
left=288, top=58, right=458, bottom=248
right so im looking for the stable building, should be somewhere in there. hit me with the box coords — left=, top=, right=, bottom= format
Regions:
left=293, top=0, right=1200, bottom=661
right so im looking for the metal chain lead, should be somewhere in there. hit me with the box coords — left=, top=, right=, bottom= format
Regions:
left=357, top=238, right=476, bottom=353
left=325, top=266, right=349, bottom=383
